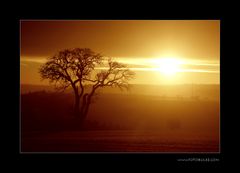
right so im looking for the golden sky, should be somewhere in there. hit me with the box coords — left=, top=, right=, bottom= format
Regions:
left=20, top=20, right=220, bottom=85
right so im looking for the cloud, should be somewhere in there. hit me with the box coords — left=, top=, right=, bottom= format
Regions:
left=113, top=57, right=219, bottom=73
left=20, top=56, right=220, bottom=73
left=21, top=57, right=47, bottom=64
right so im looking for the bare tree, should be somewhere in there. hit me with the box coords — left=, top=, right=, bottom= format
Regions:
left=39, top=48, right=135, bottom=123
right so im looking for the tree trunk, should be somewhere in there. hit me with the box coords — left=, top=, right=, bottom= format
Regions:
left=73, top=96, right=86, bottom=128
left=78, top=94, right=89, bottom=123
left=82, top=94, right=93, bottom=121
left=73, top=95, right=80, bottom=117
left=76, top=88, right=96, bottom=126
left=83, top=102, right=91, bottom=119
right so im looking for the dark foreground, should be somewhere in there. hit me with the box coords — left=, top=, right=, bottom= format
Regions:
left=21, top=88, right=219, bottom=153
left=21, top=130, right=219, bottom=152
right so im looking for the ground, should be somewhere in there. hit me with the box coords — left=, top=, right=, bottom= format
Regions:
left=21, top=85, right=220, bottom=153
left=21, top=130, right=219, bottom=152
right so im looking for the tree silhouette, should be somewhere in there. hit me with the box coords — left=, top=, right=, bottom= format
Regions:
left=39, top=48, right=135, bottom=123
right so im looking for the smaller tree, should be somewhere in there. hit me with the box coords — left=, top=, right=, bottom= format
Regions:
left=39, top=48, right=135, bottom=124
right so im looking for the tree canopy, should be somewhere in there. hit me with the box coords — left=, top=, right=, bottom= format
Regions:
left=39, top=48, right=135, bottom=122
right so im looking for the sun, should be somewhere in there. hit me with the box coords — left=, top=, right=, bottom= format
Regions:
left=153, top=58, right=181, bottom=76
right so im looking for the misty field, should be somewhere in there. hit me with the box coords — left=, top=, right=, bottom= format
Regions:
left=21, top=84, right=220, bottom=152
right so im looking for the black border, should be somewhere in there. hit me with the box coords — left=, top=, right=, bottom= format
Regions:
left=5, top=5, right=232, bottom=169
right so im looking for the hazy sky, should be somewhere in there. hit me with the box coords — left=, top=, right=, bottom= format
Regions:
left=20, top=20, right=220, bottom=85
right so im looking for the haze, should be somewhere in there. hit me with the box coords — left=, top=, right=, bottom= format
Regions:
left=20, top=20, right=220, bottom=85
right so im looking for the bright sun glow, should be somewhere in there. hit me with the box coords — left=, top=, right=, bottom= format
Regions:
left=152, top=58, right=181, bottom=76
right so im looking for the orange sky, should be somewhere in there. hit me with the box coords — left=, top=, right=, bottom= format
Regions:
left=20, top=20, right=220, bottom=85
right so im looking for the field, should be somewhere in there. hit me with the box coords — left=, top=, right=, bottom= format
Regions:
left=21, top=84, right=220, bottom=153
left=22, top=130, right=219, bottom=152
